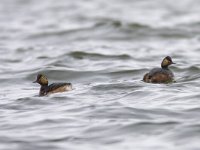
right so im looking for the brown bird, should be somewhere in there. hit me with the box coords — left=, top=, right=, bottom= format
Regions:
left=143, top=56, right=176, bottom=83
left=33, top=74, right=72, bottom=96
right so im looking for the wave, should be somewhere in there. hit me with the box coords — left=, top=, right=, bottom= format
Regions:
left=69, top=51, right=131, bottom=60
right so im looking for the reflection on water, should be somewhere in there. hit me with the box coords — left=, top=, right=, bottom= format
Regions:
left=0, top=0, right=200, bottom=150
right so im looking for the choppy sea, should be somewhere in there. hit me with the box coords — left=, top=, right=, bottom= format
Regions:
left=0, top=0, right=200, bottom=149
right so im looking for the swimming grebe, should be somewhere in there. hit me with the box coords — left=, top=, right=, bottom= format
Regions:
left=143, top=56, right=175, bottom=83
left=33, top=74, right=72, bottom=96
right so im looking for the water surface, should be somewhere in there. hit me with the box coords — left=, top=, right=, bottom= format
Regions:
left=0, top=0, right=200, bottom=150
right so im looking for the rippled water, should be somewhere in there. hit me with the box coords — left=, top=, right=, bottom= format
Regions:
left=0, top=0, right=200, bottom=150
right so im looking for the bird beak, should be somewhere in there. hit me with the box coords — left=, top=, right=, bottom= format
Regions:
left=172, top=62, right=176, bottom=64
left=33, top=80, right=37, bottom=83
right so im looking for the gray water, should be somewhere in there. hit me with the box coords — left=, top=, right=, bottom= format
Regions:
left=0, top=0, right=200, bottom=150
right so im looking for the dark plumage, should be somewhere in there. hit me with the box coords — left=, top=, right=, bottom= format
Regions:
left=33, top=74, right=72, bottom=96
left=143, top=56, right=175, bottom=83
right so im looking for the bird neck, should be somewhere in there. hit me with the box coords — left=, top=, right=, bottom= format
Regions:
left=161, top=65, right=169, bottom=69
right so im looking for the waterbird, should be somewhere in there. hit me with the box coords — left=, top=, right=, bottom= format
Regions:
left=33, top=74, right=72, bottom=96
left=143, top=56, right=175, bottom=83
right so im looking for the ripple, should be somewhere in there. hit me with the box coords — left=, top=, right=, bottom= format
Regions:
left=69, top=51, right=131, bottom=60
left=1, top=0, right=200, bottom=149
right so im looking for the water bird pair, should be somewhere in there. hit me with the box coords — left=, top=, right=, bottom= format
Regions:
left=33, top=56, right=176, bottom=96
